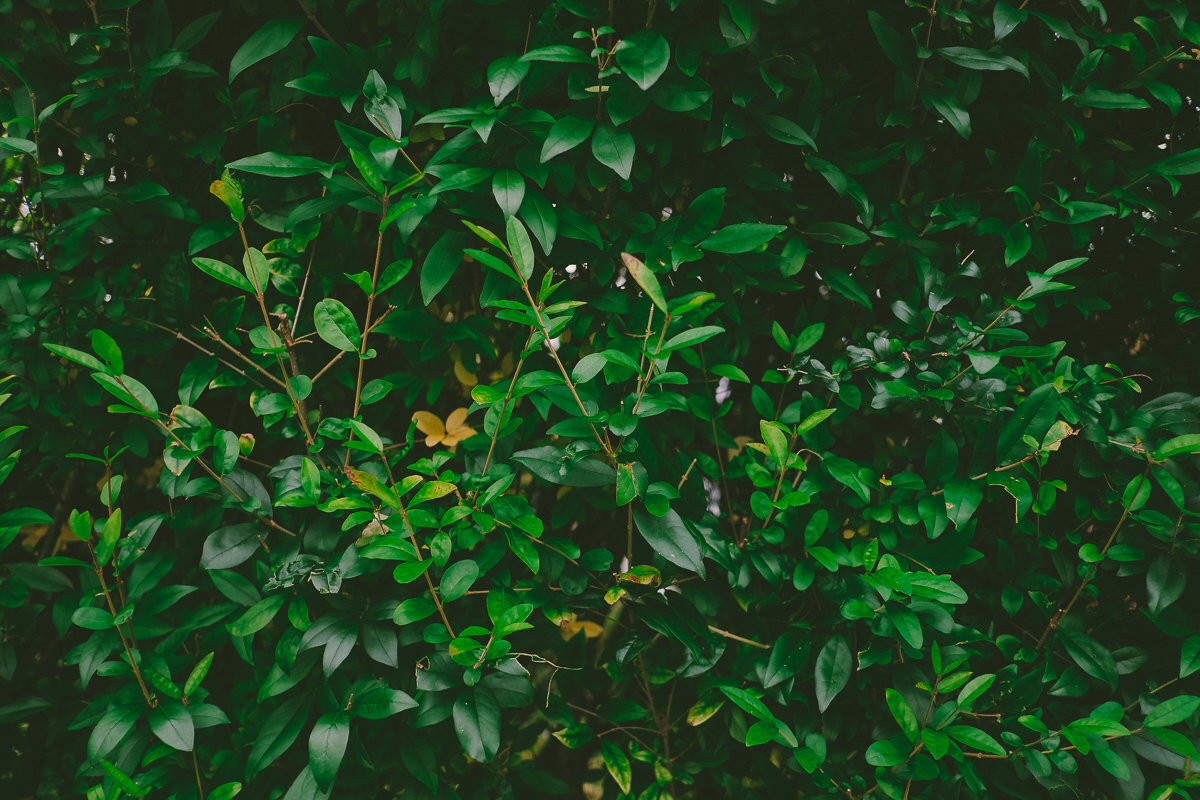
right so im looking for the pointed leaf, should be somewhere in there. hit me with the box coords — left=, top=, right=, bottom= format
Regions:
left=229, top=18, right=303, bottom=82
left=540, top=116, right=594, bottom=163
left=591, top=123, right=634, bottom=180
left=633, top=508, right=705, bottom=577
left=815, top=636, right=852, bottom=712
left=615, top=31, right=670, bottom=90
left=453, top=688, right=501, bottom=761
left=150, top=699, right=195, bottom=751
left=308, top=712, right=349, bottom=790
left=620, top=252, right=667, bottom=313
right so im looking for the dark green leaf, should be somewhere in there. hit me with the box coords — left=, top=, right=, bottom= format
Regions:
left=700, top=223, right=786, bottom=253
left=313, top=298, right=361, bottom=352
left=633, top=508, right=706, bottom=577
left=420, top=231, right=467, bottom=305
left=936, top=47, right=1028, bottom=78
left=226, top=152, right=333, bottom=178
left=229, top=18, right=303, bottom=82
left=540, top=116, right=594, bottom=163
left=201, top=524, right=262, bottom=570
left=487, top=56, right=528, bottom=105
left=309, top=712, right=349, bottom=790
left=814, top=636, right=852, bottom=712
left=150, top=699, right=195, bottom=751
left=591, top=123, right=634, bottom=180
left=615, top=31, right=670, bottom=90
left=996, top=383, right=1060, bottom=464
left=453, top=688, right=501, bottom=761
left=440, top=560, right=479, bottom=602
left=512, top=446, right=616, bottom=487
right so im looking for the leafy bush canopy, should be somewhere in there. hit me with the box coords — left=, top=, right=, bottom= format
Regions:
left=3, top=1, right=1200, bottom=799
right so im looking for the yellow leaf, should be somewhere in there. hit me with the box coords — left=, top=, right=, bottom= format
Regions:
left=453, top=359, right=478, bottom=388
left=442, top=407, right=477, bottom=446
left=412, top=411, right=446, bottom=447
left=412, top=408, right=477, bottom=448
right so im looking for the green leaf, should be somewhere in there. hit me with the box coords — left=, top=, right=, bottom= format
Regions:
left=492, top=169, right=525, bottom=218
left=487, top=56, right=528, bottom=105
left=946, top=725, right=1006, bottom=755
left=761, top=115, right=816, bottom=148
left=242, top=248, right=270, bottom=296
left=393, top=597, right=437, bottom=625
left=885, top=689, right=919, bottom=742
left=996, top=383, right=1060, bottom=464
left=633, top=508, right=706, bottom=577
left=699, top=223, right=786, bottom=253
left=89, top=703, right=142, bottom=760
left=44, top=343, right=106, bottom=372
left=1158, top=434, right=1200, bottom=459
left=762, top=628, right=808, bottom=688
left=540, top=116, right=594, bottom=163
left=865, top=738, right=908, bottom=766
left=600, top=740, right=632, bottom=794
left=572, top=353, right=607, bottom=384
left=72, top=606, right=115, bottom=630
left=462, top=220, right=510, bottom=254
left=1156, top=148, right=1200, bottom=176
left=793, top=322, right=824, bottom=354
left=150, top=699, right=195, bottom=751
left=354, top=686, right=417, bottom=719
left=807, top=222, right=869, bottom=245
left=506, top=216, right=534, bottom=282
left=247, top=698, right=307, bottom=779
left=760, top=421, right=789, bottom=465
left=313, top=298, right=361, bottom=352
left=1146, top=696, right=1200, bottom=728
left=93, top=374, right=158, bottom=415
left=518, top=191, right=557, bottom=255
left=943, top=478, right=982, bottom=528
left=201, top=524, right=262, bottom=570
left=229, top=18, right=303, bottom=82
left=615, top=31, right=670, bottom=90
left=440, top=560, right=479, bottom=602
left=591, top=123, right=634, bottom=180
left=814, top=636, right=852, bottom=713
left=868, top=10, right=911, bottom=67
left=798, top=408, right=836, bottom=434
left=420, top=231, right=467, bottom=305
left=1075, top=88, right=1149, bottom=109
left=936, top=47, right=1028, bottom=78
left=661, top=325, right=725, bottom=352
left=621, top=252, right=668, bottom=314
left=1147, top=555, right=1186, bottom=615
left=519, top=45, right=592, bottom=63
left=453, top=688, right=501, bottom=761
left=225, top=152, right=333, bottom=178
left=99, top=760, right=145, bottom=798
left=184, top=653, right=214, bottom=696
left=227, top=594, right=287, bottom=637
left=308, top=712, right=349, bottom=790
left=1182, top=635, right=1200, bottom=679
left=822, top=268, right=872, bottom=309
left=512, top=446, right=617, bottom=487
left=956, top=674, right=995, bottom=709
left=1057, top=628, right=1118, bottom=689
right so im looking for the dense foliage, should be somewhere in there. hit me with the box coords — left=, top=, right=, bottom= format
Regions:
left=3, top=1, right=1200, bottom=798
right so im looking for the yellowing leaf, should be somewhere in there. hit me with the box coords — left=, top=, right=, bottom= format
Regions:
left=413, top=408, right=477, bottom=448
left=453, top=360, right=478, bottom=388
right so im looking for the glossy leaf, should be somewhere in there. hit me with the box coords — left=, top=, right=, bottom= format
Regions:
left=815, top=636, right=852, bottom=713
left=313, top=299, right=361, bottom=352
left=633, top=508, right=706, bottom=577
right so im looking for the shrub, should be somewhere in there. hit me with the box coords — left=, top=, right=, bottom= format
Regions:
left=3, top=2, right=1200, bottom=799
